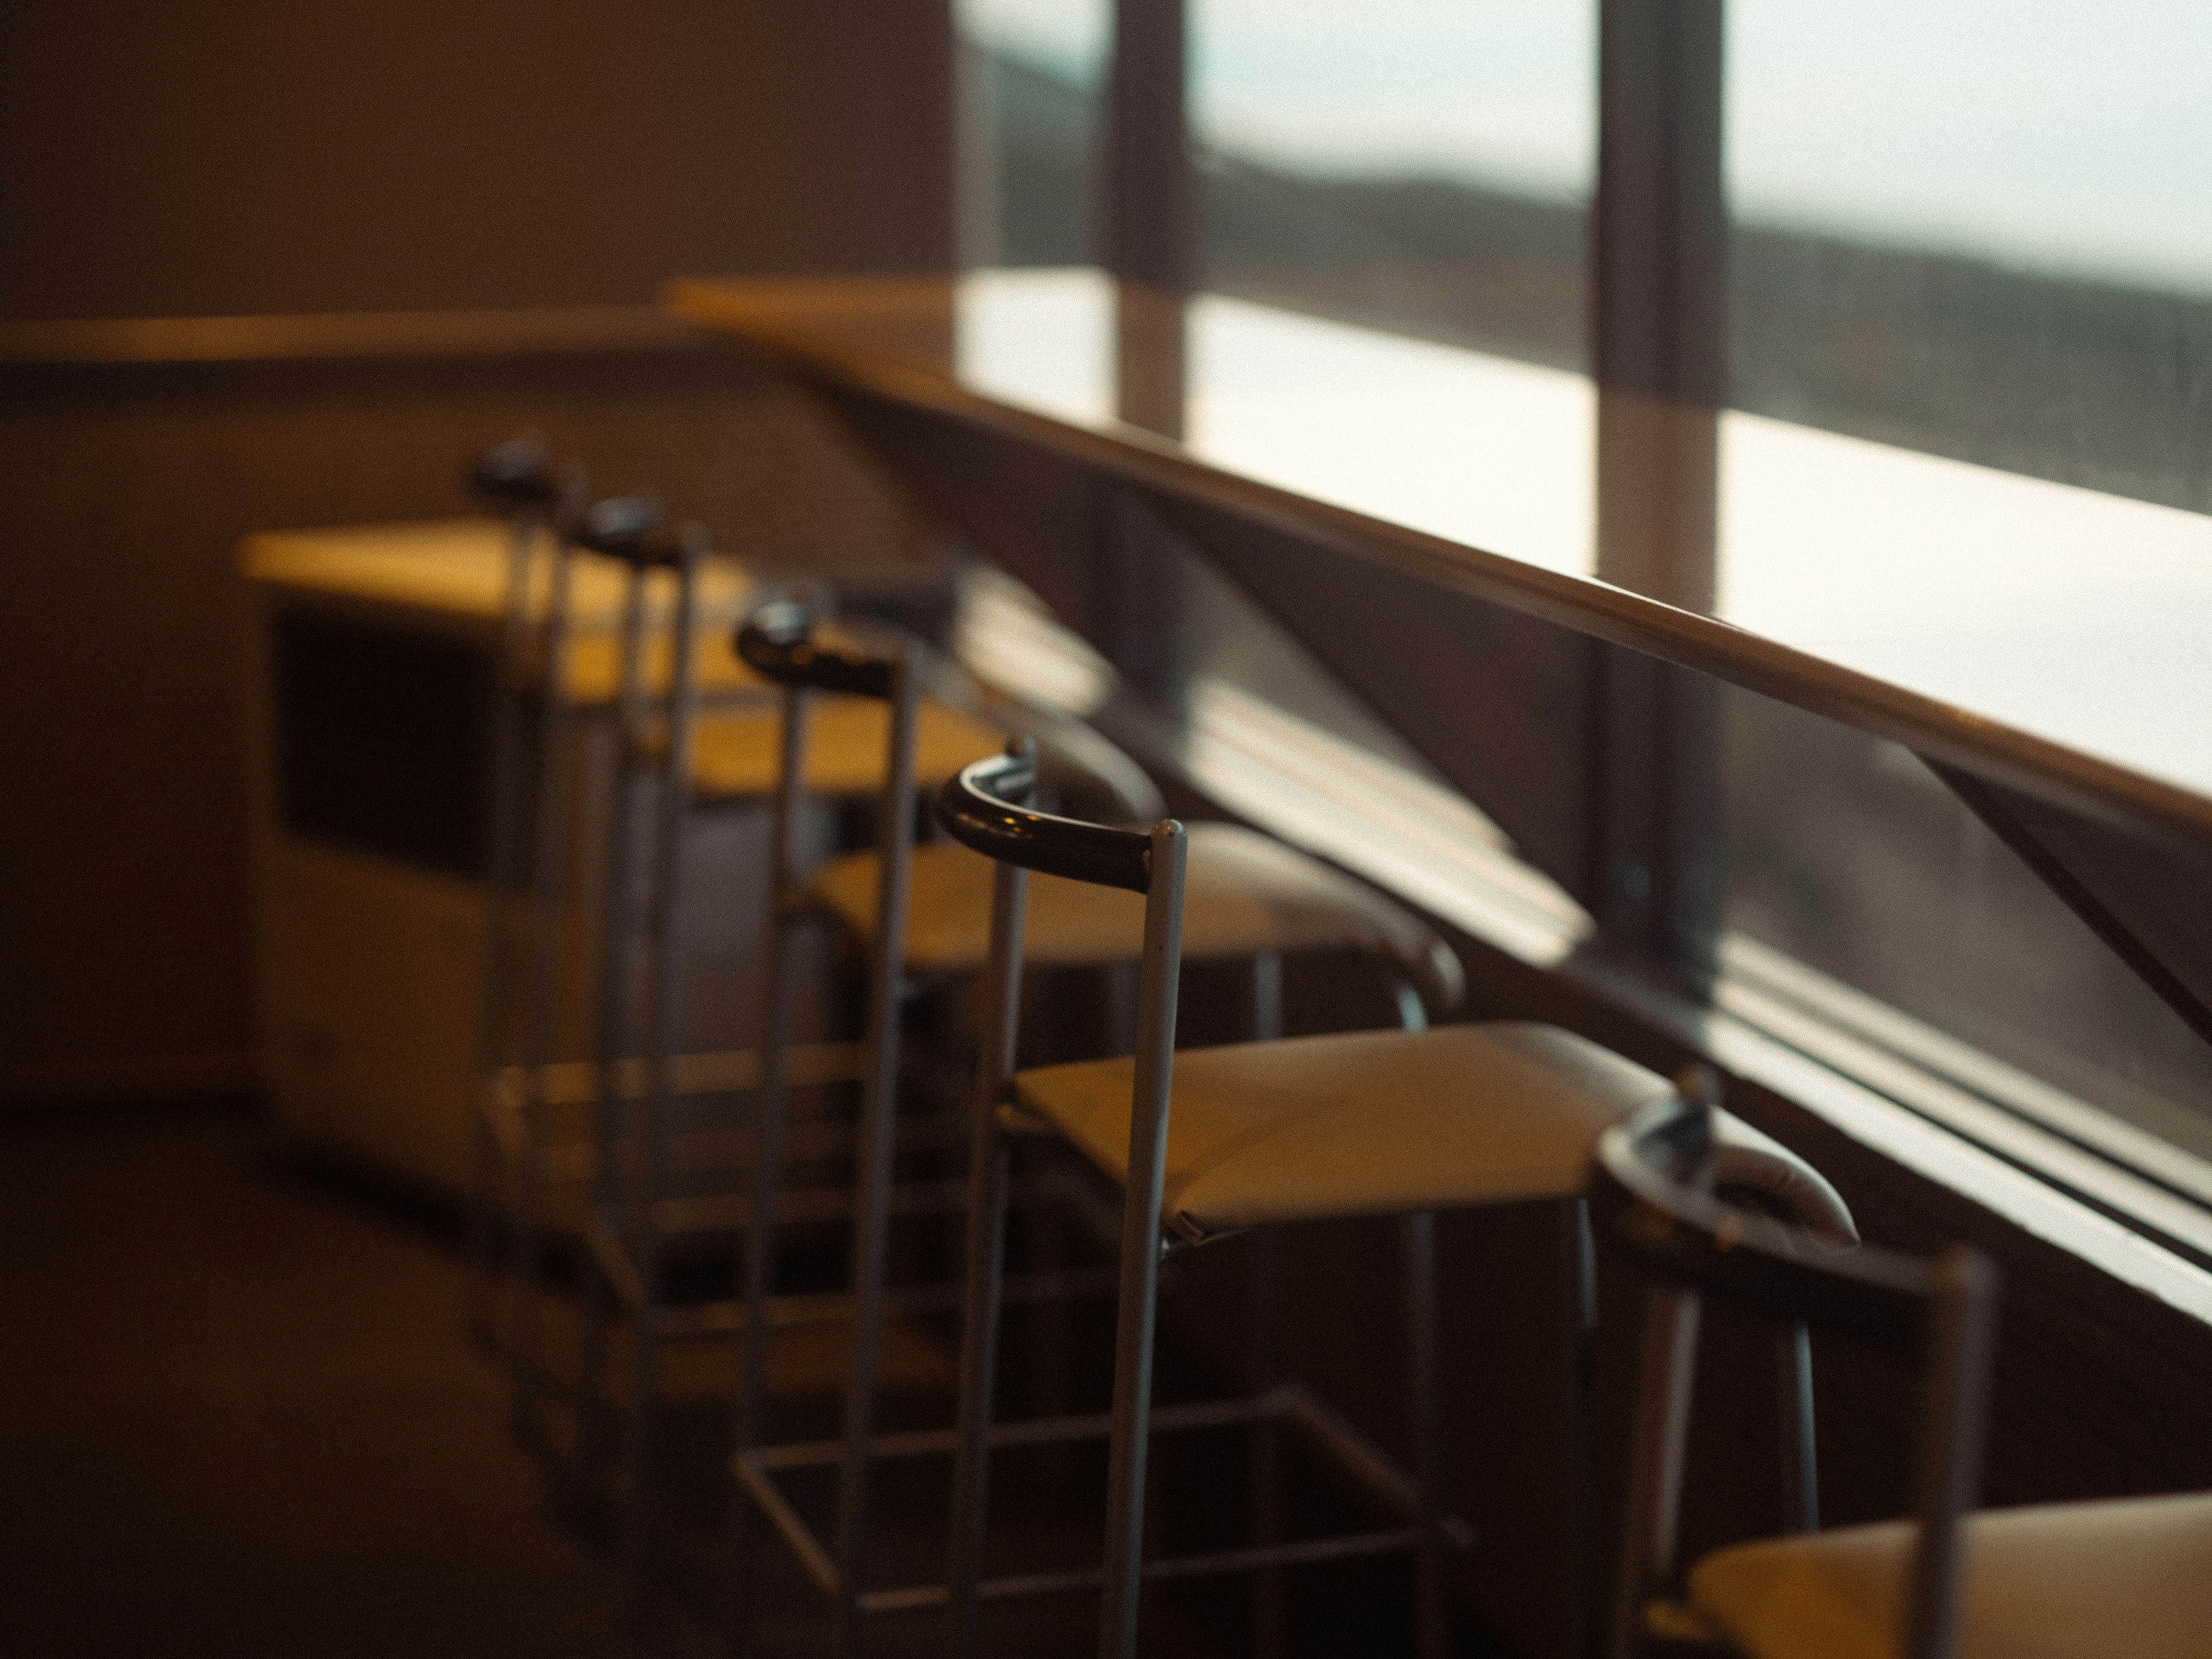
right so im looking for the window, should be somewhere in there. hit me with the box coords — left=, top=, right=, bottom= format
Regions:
left=949, top=0, right=2212, bottom=1228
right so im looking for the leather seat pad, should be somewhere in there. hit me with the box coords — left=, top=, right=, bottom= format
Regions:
left=1012, top=1021, right=1672, bottom=1239
left=1689, top=1489, right=2212, bottom=1659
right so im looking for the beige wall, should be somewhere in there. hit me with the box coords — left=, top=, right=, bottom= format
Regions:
left=0, top=2, right=951, bottom=1099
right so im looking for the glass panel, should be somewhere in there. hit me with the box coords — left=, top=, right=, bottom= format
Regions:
left=1726, top=1, right=2212, bottom=511
left=1724, top=685, right=2212, bottom=1182
left=1722, top=3, right=2212, bottom=1195
left=955, top=0, right=1111, bottom=268
left=1191, top=0, right=1593, bottom=368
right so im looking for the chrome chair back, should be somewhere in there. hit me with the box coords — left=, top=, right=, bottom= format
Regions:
left=1591, top=1084, right=1996, bottom=1659
left=935, top=741, right=1183, bottom=1659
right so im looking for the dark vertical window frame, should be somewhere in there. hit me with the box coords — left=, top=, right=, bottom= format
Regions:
left=1588, top=0, right=1729, bottom=982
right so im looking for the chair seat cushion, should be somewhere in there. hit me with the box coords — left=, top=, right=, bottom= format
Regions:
left=691, top=698, right=1003, bottom=801
left=809, top=823, right=1461, bottom=1001
left=1010, top=1022, right=1670, bottom=1239
left=1688, top=1490, right=2212, bottom=1659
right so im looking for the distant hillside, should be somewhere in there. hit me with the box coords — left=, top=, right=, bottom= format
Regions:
left=983, top=48, right=2212, bottom=517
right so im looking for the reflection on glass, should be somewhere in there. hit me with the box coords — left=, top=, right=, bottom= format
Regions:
left=721, top=252, right=2212, bottom=1187
left=1717, top=415, right=2212, bottom=798
left=1721, top=4, right=2212, bottom=1188
left=1191, top=0, right=1592, bottom=368
left=1724, top=688, right=2212, bottom=1176
left=941, top=268, right=2212, bottom=785
left=955, top=0, right=1109, bottom=268
left=1729, top=2, right=2212, bottom=291
left=953, top=268, right=1116, bottom=424
left=949, top=268, right=1599, bottom=570
left=1726, top=2, right=2212, bottom=513
left=1185, top=295, right=1593, bottom=573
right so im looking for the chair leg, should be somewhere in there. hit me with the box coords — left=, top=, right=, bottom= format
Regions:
left=573, top=1077, right=620, bottom=1499
left=832, top=657, right=921, bottom=1659
left=626, top=1012, right=679, bottom=1622
left=950, top=855, right=1029, bottom=1657
left=508, top=872, right=565, bottom=1451
left=946, top=1116, right=1013, bottom=1655
left=468, top=515, right=539, bottom=1357
left=576, top=831, right=630, bottom=1495
left=1605, top=1282, right=1704, bottom=1659
left=467, top=1088, right=509, bottom=1357
left=729, top=688, right=812, bottom=1656
left=726, top=905, right=803, bottom=1649
left=832, top=991, right=904, bottom=1652
left=624, top=1234, right=660, bottom=1623
left=627, top=548, right=701, bottom=1637
left=1567, top=1197, right=1601, bottom=1659
left=1249, top=1226, right=1287, bottom=1659
left=1247, top=949, right=1289, bottom=1659
left=1021, top=1145, right=1073, bottom=1465
left=508, top=1089, right=551, bottom=1450
left=468, top=836, right=520, bottom=1357
left=1405, top=1210, right=1446, bottom=1659
left=508, top=546, right=575, bottom=1453
left=1251, top=950, right=1285, bottom=1043
left=1099, top=1199, right=1167, bottom=1659
left=1777, top=1321, right=1819, bottom=1533
left=578, top=575, right=650, bottom=1500
left=1099, top=824, right=1188, bottom=1659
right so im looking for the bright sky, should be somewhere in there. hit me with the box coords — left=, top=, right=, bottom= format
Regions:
left=958, top=0, right=2212, bottom=292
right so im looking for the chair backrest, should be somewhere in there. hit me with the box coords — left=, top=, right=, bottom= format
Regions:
left=573, top=495, right=699, bottom=774
left=468, top=437, right=562, bottom=511
left=940, top=741, right=1185, bottom=1659
left=1593, top=1086, right=1998, bottom=1659
left=572, top=496, right=703, bottom=756
left=934, top=743, right=1157, bottom=893
left=736, top=592, right=902, bottom=700
left=574, top=494, right=685, bottom=569
left=737, top=592, right=1166, bottom=820
left=940, top=739, right=1186, bottom=1224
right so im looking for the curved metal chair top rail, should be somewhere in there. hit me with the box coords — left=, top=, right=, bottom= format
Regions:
left=736, top=594, right=902, bottom=700
left=997, top=701, right=1168, bottom=826
left=938, top=745, right=1160, bottom=895
left=575, top=495, right=689, bottom=567
left=1592, top=1092, right=1974, bottom=1355
left=468, top=437, right=562, bottom=509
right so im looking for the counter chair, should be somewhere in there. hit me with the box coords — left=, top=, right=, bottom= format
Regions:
left=1593, top=1081, right=1967, bottom=1659
left=1597, top=1085, right=2212, bottom=1659
left=842, top=744, right=1668, bottom=1659
left=728, top=622, right=1473, bottom=1658
left=465, top=464, right=745, bottom=1474
left=577, top=570, right=1132, bottom=1626
left=553, top=498, right=714, bottom=1610
left=460, top=439, right=1008, bottom=1483
left=465, top=440, right=584, bottom=1399
left=551, top=516, right=1023, bottom=1618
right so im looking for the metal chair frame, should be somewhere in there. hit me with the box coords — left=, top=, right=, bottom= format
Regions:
left=1592, top=1086, right=1999, bottom=1659
left=461, top=533, right=1134, bottom=1645
left=724, top=607, right=1172, bottom=1645
left=564, top=527, right=1029, bottom=1623
left=725, top=607, right=1471, bottom=1659
left=548, top=499, right=717, bottom=1613
left=936, top=744, right=1468, bottom=1659
left=465, top=442, right=584, bottom=1445
left=455, top=505, right=953, bottom=1642
left=460, top=464, right=853, bottom=1547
